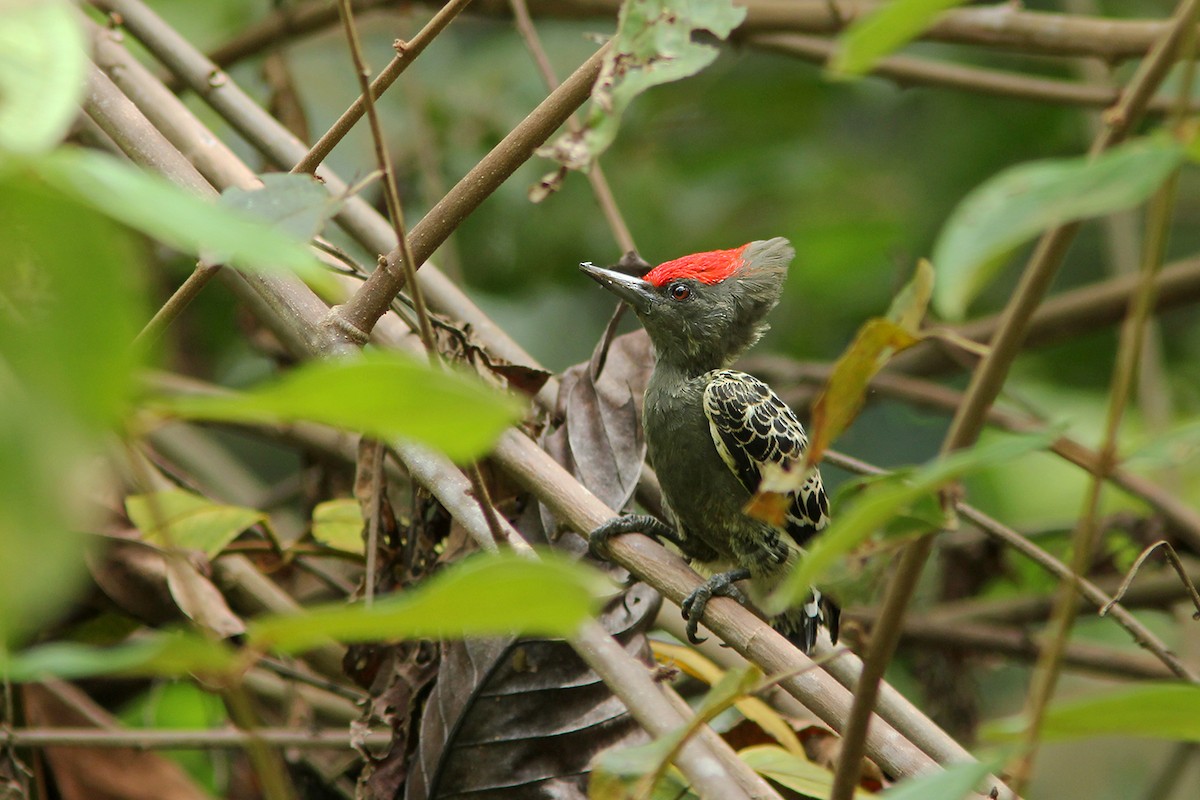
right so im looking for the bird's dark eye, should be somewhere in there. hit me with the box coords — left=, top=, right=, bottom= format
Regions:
left=669, top=283, right=691, bottom=301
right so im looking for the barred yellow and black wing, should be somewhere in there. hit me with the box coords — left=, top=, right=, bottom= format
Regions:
left=702, top=369, right=829, bottom=547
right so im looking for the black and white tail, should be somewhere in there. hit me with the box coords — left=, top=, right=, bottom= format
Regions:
left=771, top=589, right=841, bottom=654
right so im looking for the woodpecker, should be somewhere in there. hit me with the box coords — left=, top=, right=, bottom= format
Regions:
left=580, top=238, right=838, bottom=653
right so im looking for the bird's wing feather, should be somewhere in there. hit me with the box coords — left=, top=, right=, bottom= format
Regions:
left=703, top=370, right=829, bottom=546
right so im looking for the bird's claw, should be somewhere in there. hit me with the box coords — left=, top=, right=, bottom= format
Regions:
left=680, top=569, right=751, bottom=644
left=588, top=514, right=677, bottom=560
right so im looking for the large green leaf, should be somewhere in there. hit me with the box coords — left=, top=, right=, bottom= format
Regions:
left=931, top=136, right=1186, bottom=320
left=831, top=0, right=969, bottom=77
left=29, top=149, right=327, bottom=283
left=0, top=176, right=145, bottom=646
left=538, top=0, right=745, bottom=173
left=770, top=431, right=1054, bottom=611
left=149, top=350, right=525, bottom=463
left=0, top=0, right=86, bottom=154
left=248, top=551, right=610, bottom=652
left=126, top=490, right=269, bottom=558
left=985, top=683, right=1200, bottom=743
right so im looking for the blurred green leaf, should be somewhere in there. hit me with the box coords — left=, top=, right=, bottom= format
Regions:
left=770, top=431, right=1054, bottom=611
left=312, top=498, right=365, bottom=555
left=1125, top=418, right=1200, bottom=468
left=539, top=0, right=746, bottom=173
left=149, top=350, right=525, bottom=462
left=219, top=172, right=345, bottom=242
left=127, top=490, right=268, bottom=558
left=0, top=0, right=86, bottom=154
left=118, top=681, right=228, bottom=794
left=985, top=683, right=1200, bottom=743
left=31, top=148, right=327, bottom=282
left=248, top=551, right=609, bottom=652
left=740, top=745, right=875, bottom=799
left=831, top=0, right=968, bottom=77
left=3, top=632, right=237, bottom=682
left=0, top=176, right=144, bottom=646
left=880, top=756, right=1003, bottom=800
left=931, top=136, right=1185, bottom=320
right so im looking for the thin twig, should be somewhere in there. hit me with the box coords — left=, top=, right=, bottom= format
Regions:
left=333, top=0, right=439, bottom=356
left=6, top=727, right=391, bottom=749
left=750, top=32, right=1191, bottom=113
left=1100, top=541, right=1200, bottom=619
left=294, top=0, right=474, bottom=175
left=331, top=44, right=609, bottom=341
left=822, top=449, right=1199, bottom=683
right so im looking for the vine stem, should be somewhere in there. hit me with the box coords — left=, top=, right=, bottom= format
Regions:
left=827, top=2, right=1200, bottom=797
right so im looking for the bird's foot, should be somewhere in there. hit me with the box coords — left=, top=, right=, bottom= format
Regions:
left=680, top=568, right=751, bottom=644
left=588, top=514, right=679, bottom=559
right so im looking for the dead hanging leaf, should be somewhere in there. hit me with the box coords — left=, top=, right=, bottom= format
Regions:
left=23, top=682, right=211, bottom=800
left=806, top=318, right=919, bottom=468
left=743, top=462, right=802, bottom=528
left=804, top=261, right=936, bottom=469
left=538, top=0, right=746, bottom=173
left=403, top=584, right=661, bottom=800
left=539, top=331, right=654, bottom=539
left=163, top=551, right=246, bottom=639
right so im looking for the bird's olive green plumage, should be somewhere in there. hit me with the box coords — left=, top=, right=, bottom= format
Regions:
left=581, top=237, right=838, bottom=652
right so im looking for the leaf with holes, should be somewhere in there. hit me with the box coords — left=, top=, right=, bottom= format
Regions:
left=537, top=0, right=746, bottom=177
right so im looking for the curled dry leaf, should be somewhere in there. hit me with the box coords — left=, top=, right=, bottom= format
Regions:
left=539, top=331, right=654, bottom=540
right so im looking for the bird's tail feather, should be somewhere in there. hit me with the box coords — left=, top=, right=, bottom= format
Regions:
left=770, top=589, right=840, bottom=654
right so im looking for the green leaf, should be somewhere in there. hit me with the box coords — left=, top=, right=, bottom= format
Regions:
left=770, top=431, right=1054, bottom=610
left=248, top=551, right=609, bottom=652
left=30, top=149, right=328, bottom=283
left=2, top=632, right=237, bottom=682
left=0, top=0, right=86, bottom=153
left=739, top=745, right=876, bottom=799
left=985, top=683, right=1200, bottom=744
left=931, top=136, right=1186, bottom=320
left=311, top=499, right=365, bottom=555
left=126, top=490, right=268, bottom=558
left=0, top=176, right=144, bottom=646
left=538, top=0, right=746, bottom=173
left=219, top=173, right=345, bottom=243
left=150, top=350, right=525, bottom=463
left=831, top=0, right=968, bottom=77
left=880, top=757, right=1003, bottom=800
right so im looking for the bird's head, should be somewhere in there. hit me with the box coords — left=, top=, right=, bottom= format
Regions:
left=580, top=237, right=794, bottom=371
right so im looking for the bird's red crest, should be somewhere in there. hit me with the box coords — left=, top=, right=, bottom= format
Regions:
left=643, top=244, right=749, bottom=287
